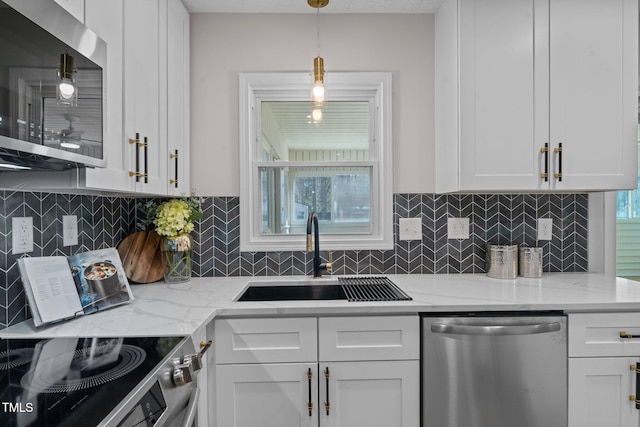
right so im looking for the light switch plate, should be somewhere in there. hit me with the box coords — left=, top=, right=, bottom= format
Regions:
left=12, top=217, right=33, bottom=254
left=448, top=217, right=470, bottom=239
left=399, top=218, right=422, bottom=241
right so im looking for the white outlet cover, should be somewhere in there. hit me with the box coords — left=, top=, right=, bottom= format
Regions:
left=537, top=218, right=553, bottom=241
left=448, top=217, right=470, bottom=239
left=12, top=217, right=34, bottom=254
left=399, top=218, right=422, bottom=241
left=63, top=215, right=78, bottom=246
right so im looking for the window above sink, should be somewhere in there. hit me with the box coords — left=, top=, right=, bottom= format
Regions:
left=239, top=72, right=393, bottom=252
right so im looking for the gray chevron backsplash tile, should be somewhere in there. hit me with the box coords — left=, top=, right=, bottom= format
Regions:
left=0, top=191, right=589, bottom=329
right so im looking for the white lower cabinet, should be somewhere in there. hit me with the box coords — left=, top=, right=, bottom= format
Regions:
left=214, top=316, right=419, bottom=427
left=321, top=360, right=418, bottom=427
left=568, top=313, right=640, bottom=427
left=217, top=363, right=318, bottom=427
left=569, top=357, right=640, bottom=427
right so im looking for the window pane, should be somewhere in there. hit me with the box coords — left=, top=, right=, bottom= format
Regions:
left=617, top=190, right=630, bottom=219
left=294, top=176, right=332, bottom=221
left=334, top=174, right=370, bottom=223
left=260, top=166, right=372, bottom=235
left=261, top=101, right=369, bottom=161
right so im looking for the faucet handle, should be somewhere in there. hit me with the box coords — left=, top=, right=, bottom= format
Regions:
left=326, top=251, right=333, bottom=274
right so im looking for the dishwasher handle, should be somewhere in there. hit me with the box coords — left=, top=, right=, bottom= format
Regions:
left=431, top=321, right=562, bottom=336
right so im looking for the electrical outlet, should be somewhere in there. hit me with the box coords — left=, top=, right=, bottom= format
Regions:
left=448, top=217, right=470, bottom=239
left=399, top=218, right=422, bottom=241
left=12, top=217, right=33, bottom=254
left=63, top=215, right=78, bottom=246
left=537, top=218, right=553, bottom=240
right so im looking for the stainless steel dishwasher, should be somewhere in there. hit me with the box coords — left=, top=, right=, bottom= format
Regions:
left=422, top=312, right=567, bottom=427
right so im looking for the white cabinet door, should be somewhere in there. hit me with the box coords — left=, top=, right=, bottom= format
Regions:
left=83, top=0, right=133, bottom=193
left=216, top=363, right=319, bottom=427
left=320, top=361, right=419, bottom=427
left=568, top=357, right=640, bottom=427
left=548, top=0, right=637, bottom=191
left=456, top=0, right=543, bottom=191
left=318, top=316, right=419, bottom=362
left=568, top=312, right=640, bottom=358
left=436, top=0, right=638, bottom=192
left=166, top=0, right=190, bottom=196
left=215, top=317, right=318, bottom=364
left=123, top=0, right=167, bottom=195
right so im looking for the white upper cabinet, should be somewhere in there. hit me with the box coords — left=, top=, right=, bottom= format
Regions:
left=122, top=0, right=166, bottom=194
left=8, top=0, right=190, bottom=195
left=436, top=0, right=638, bottom=192
left=166, top=0, right=191, bottom=196
left=87, top=0, right=189, bottom=195
left=82, top=0, right=131, bottom=192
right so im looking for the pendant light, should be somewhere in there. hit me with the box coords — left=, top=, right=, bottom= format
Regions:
left=309, top=0, right=328, bottom=106
left=57, top=53, right=77, bottom=107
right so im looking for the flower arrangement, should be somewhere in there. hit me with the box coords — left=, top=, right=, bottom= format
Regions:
left=137, top=196, right=204, bottom=238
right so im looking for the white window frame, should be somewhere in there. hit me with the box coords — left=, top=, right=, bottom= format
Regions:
left=239, top=72, right=393, bottom=251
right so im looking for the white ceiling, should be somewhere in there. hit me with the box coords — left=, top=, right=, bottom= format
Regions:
left=264, top=101, right=370, bottom=153
left=182, top=0, right=446, bottom=14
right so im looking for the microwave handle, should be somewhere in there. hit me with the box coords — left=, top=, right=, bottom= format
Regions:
left=180, top=387, right=200, bottom=427
left=431, top=322, right=562, bottom=336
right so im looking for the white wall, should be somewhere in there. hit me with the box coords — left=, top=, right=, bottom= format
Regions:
left=190, top=13, right=435, bottom=196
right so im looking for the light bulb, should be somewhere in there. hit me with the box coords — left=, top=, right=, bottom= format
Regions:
left=312, top=108, right=323, bottom=121
left=60, top=141, right=80, bottom=149
left=59, top=81, right=75, bottom=99
left=312, top=82, right=325, bottom=103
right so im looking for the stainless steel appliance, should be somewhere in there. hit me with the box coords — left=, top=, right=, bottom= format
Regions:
left=0, top=336, right=210, bottom=427
left=0, top=0, right=106, bottom=171
left=422, top=312, right=567, bottom=427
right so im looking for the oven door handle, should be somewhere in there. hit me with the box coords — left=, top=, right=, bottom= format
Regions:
left=180, top=387, right=201, bottom=427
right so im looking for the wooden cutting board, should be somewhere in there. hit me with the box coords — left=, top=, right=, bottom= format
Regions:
left=117, top=230, right=164, bottom=284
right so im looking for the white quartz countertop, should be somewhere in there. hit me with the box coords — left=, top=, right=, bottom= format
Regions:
left=2, top=273, right=640, bottom=339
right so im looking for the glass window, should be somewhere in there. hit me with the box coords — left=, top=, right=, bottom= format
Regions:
left=239, top=72, right=393, bottom=251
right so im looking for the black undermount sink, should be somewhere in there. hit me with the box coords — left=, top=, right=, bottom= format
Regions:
left=236, top=277, right=412, bottom=302
left=237, top=282, right=346, bottom=301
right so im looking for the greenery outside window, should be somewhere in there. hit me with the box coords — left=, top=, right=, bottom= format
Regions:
left=615, top=125, right=640, bottom=278
left=239, top=72, right=393, bottom=251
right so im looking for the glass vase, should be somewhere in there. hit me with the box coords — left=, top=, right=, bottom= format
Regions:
left=161, top=234, right=193, bottom=283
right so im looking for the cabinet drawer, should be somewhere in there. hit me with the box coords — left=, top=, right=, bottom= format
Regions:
left=215, top=317, right=317, bottom=364
left=568, top=312, right=640, bottom=357
left=319, top=316, right=419, bottom=361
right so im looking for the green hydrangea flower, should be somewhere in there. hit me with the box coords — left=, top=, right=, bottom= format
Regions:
left=154, top=199, right=199, bottom=237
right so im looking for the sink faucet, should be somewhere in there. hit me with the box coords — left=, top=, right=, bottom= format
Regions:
left=306, top=212, right=332, bottom=278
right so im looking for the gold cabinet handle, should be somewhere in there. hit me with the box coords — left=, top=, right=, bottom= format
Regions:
left=307, top=368, right=313, bottom=417
left=130, top=132, right=141, bottom=182
left=324, top=367, right=331, bottom=415
left=540, top=143, right=549, bottom=181
left=554, top=143, right=562, bottom=182
left=632, top=363, right=640, bottom=409
left=170, top=149, right=179, bottom=188
left=620, top=331, right=640, bottom=339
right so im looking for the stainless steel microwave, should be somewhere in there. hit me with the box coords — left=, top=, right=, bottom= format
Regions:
left=0, top=0, right=106, bottom=171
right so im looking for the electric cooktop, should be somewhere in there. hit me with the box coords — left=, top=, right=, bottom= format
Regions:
left=0, top=336, right=185, bottom=427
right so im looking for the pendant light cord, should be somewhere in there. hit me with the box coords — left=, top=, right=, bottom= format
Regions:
left=316, top=7, right=321, bottom=57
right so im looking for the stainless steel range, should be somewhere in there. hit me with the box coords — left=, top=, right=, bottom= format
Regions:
left=0, top=336, right=209, bottom=427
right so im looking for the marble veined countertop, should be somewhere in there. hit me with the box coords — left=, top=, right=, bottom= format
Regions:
left=2, top=273, right=640, bottom=339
